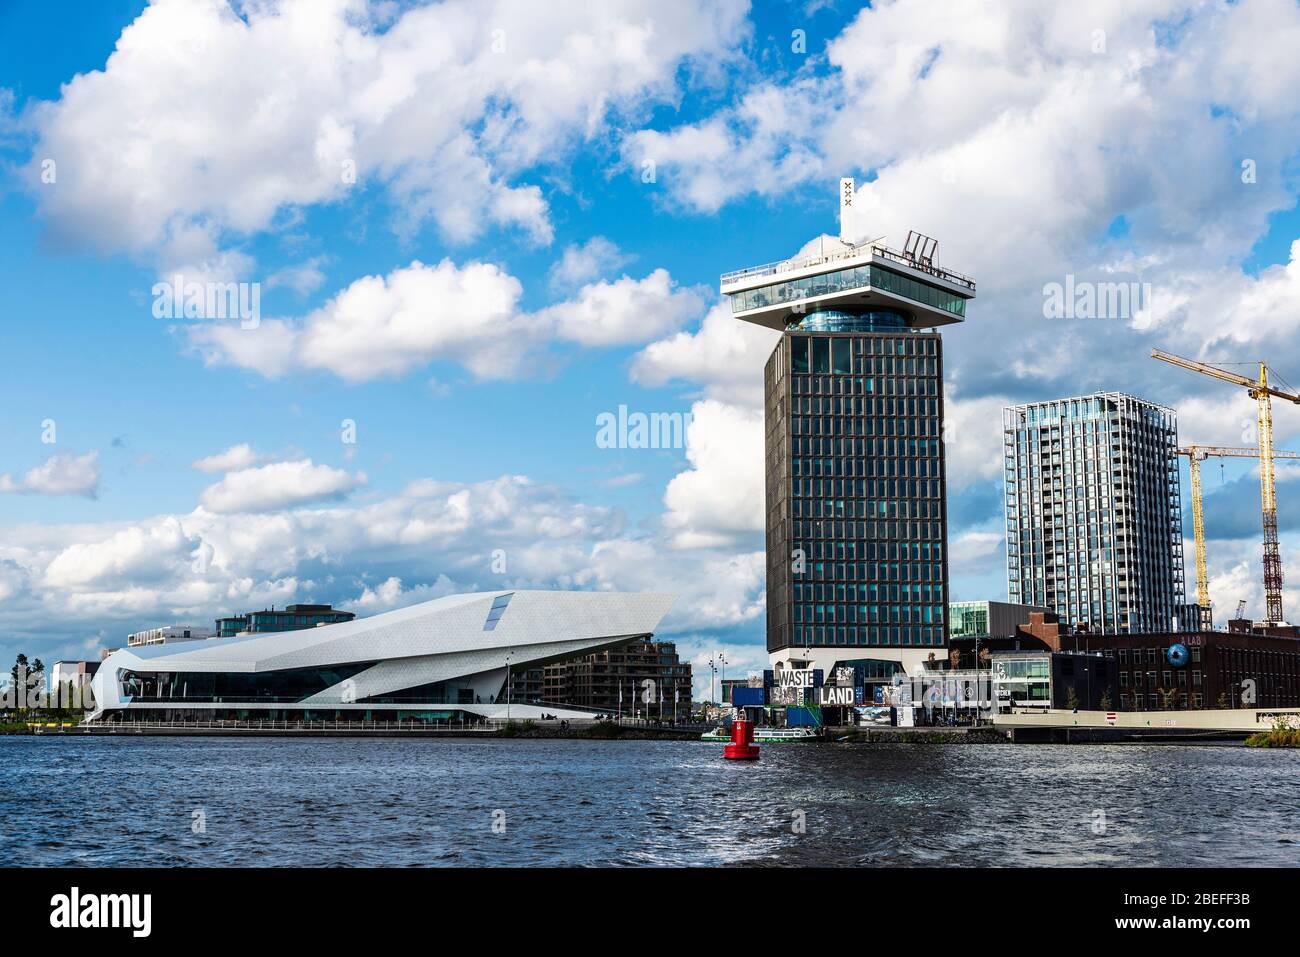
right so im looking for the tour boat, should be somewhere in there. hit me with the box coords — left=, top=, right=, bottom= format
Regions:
left=701, top=726, right=820, bottom=742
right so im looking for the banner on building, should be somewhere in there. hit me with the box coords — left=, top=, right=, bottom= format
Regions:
left=776, top=668, right=815, bottom=689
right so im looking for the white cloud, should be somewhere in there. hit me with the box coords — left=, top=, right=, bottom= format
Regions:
left=43, top=516, right=196, bottom=589
left=25, top=0, right=749, bottom=272
left=199, top=460, right=366, bottom=513
left=662, top=400, right=765, bottom=549
left=191, top=443, right=267, bottom=474
left=944, top=391, right=1013, bottom=489
left=0, top=451, right=100, bottom=497
left=631, top=300, right=780, bottom=407
left=188, top=258, right=707, bottom=382
left=297, top=259, right=529, bottom=382
left=949, top=530, right=1004, bottom=568
left=548, top=236, right=634, bottom=290
left=349, top=574, right=462, bottom=613
left=0, top=471, right=768, bottom=666
left=538, top=269, right=706, bottom=348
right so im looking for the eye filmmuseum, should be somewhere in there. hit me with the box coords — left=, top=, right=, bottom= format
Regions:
left=721, top=179, right=976, bottom=679
left=87, top=590, right=675, bottom=724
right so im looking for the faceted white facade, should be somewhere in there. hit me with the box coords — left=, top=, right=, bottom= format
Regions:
left=88, top=590, right=676, bottom=722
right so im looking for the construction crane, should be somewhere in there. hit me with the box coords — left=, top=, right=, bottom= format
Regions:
left=1153, top=349, right=1300, bottom=624
left=1178, top=444, right=1300, bottom=628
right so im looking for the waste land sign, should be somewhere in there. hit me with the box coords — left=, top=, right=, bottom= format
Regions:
left=816, top=685, right=856, bottom=707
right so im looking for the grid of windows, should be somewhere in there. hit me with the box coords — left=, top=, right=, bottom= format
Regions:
left=730, top=264, right=968, bottom=318
left=1003, top=393, right=1184, bottom=635
left=766, top=330, right=947, bottom=653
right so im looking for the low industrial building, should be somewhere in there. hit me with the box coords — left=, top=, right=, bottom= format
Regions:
left=49, top=660, right=100, bottom=690
left=88, top=590, right=675, bottom=724
left=949, top=600, right=1052, bottom=640
left=953, top=610, right=1300, bottom=710
left=215, top=603, right=354, bottom=637
left=127, top=625, right=215, bottom=647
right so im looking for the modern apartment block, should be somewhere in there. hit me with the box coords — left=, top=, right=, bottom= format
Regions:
left=722, top=179, right=976, bottom=678
left=1003, top=393, right=1186, bottom=634
left=539, top=639, right=692, bottom=717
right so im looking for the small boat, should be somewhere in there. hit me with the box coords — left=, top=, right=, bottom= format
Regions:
left=701, top=726, right=819, bottom=742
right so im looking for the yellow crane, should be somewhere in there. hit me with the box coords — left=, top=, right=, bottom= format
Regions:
left=1153, top=349, right=1300, bottom=624
left=1178, top=444, right=1300, bottom=628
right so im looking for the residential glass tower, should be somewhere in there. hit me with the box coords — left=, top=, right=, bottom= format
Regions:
left=722, top=227, right=976, bottom=677
left=1003, top=392, right=1186, bottom=634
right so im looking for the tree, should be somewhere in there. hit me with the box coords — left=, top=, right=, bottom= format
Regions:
left=1065, top=686, right=1080, bottom=711
left=1216, top=691, right=1229, bottom=710
left=1098, top=688, right=1112, bottom=711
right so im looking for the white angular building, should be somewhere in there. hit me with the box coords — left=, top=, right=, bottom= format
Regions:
left=88, top=590, right=676, bottom=724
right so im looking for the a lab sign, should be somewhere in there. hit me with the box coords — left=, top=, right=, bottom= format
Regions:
left=817, top=686, right=856, bottom=707
left=777, top=669, right=815, bottom=688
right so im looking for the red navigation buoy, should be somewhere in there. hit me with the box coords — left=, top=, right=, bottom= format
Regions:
left=723, top=715, right=760, bottom=760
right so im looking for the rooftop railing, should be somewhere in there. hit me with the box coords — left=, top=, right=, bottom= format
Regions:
left=721, top=240, right=976, bottom=291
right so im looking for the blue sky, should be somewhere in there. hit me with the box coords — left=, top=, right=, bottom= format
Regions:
left=3, top=0, right=1300, bottom=692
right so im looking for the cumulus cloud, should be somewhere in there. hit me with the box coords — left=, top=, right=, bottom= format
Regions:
left=0, top=451, right=100, bottom=497
left=24, top=0, right=748, bottom=273
left=631, top=300, right=781, bottom=408
left=188, top=258, right=708, bottom=382
left=536, top=269, right=706, bottom=348
left=191, top=443, right=268, bottom=474
left=199, top=460, right=367, bottom=513
left=0, top=471, right=766, bottom=667
left=548, top=236, right=635, bottom=290
left=42, top=516, right=196, bottom=590
left=662, top=400, right=765, bottom=549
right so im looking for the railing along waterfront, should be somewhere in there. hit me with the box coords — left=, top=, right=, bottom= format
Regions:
left=43, top=716, right=710, bottom=734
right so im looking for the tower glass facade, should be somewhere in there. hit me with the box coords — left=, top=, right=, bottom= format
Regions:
left=723, top=229, right=975, bottom=672
left=764, top=318, right=949, bottom=655
left=1004, top=393, right=1186, bottom=634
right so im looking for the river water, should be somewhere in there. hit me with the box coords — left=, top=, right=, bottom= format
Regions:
left=3, top=737, right=1297, bottom=867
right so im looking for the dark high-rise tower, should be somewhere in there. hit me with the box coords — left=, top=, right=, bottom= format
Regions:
left=721, top=181, right=976, bottom=680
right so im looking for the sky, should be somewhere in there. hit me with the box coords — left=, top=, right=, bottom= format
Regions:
left=2, top=0, right=1300, bottom=698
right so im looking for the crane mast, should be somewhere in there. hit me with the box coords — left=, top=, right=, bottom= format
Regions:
left=1178, top=444, right=1300, bottom=629
left=1153, top=348, right=1300, bottom=625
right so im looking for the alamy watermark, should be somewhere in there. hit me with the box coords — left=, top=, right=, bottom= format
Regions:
left=152, top=274, right=260, bottom=329
left=595, top=405, right=692, bottom=450
left=1043, top=274, right=1151, bottom=320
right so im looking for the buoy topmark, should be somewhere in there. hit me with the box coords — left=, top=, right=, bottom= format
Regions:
left=723, top=715, right=760, bottom=760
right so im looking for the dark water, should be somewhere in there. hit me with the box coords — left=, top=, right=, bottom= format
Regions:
left=3, top=737, right=1298, bottom=867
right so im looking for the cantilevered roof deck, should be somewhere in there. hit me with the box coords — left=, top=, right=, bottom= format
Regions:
left=720, top=238, right=976, bottom=331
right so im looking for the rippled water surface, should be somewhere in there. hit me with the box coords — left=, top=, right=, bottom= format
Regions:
left=4, top=737, right=1298, bottom=866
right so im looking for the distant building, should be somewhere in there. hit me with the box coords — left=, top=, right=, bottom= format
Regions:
left=50, top=660, right=100, bottom=689
left=1004, top=392, right=1186, bottom=634
left=913, top=650, right=1116, bottom=714
left=949, top=600, right=1051, bottom=640
left=720, top=676, right=763, bottom=704
left=977, top=610, right=1300, bottom=710
left=215, top=603, right=355, bottom=637
left=127, top=625, right=215, bottom=647
left=542, top=639, right=692, bottom=717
